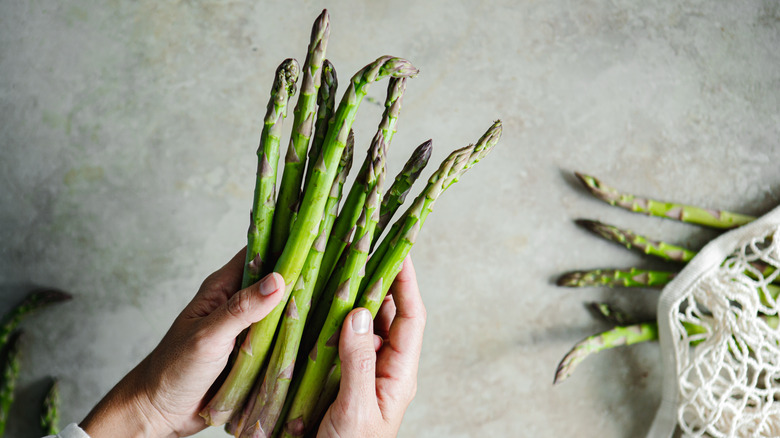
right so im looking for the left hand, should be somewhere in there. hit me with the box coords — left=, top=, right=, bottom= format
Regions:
left=81, top=248, right=285, bottom=438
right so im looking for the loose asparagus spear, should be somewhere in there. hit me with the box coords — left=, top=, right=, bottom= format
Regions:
left=202, top=56, right=418, bottom=426
left=237, top=134, right=354, bottom=438
left=270, top=10, right=331, bottom=260
left=242, top=58, right=300, bottom=289
left=302, top=59, right=338, bottom=194
left=575, top=219, right=697, bottom=263
left=553, top=323, right=659, bottom=384
left=554, top=315, right=780, bottom=384
left=557, top=268, right=678, bottom=288
left=574, top=172, right=756, bottom=229
left=41, top=378, right=60, bottom=436
left=376, top=139, right=433, bottom=239
left=588, top=302, right=635, bottom=326
left=279, top=156, right=386, bottom=438
left=312, top=77, right=408, bottom=308
left=0, top=332, right=22, bottom=437
left=1, top=289, right=71, bottom=352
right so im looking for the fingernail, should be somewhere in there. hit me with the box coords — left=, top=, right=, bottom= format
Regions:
left=352, top=309, right=371, bottom=334
left=259, top=274, right=281, bottom=296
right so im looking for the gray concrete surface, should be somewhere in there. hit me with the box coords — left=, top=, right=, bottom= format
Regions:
left=2, top=0, right=779, bottom=436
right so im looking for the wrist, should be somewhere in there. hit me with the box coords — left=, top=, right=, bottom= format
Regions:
left=81, top=363, right=175, bottom=438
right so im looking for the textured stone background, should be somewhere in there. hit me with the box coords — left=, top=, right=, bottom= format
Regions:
left=1, top=0, right=779, bottom=436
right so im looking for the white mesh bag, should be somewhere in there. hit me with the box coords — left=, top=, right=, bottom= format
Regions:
left=648, top=206, right=780, bottom=438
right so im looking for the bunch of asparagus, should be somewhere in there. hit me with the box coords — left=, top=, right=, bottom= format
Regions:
left=199, top=10, right=502, bottom=437
left=0, top=289, right=71, bottom=436
left=553, top=172, right=763, bottom=384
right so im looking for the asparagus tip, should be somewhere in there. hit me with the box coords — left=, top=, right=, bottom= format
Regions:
left=556, top=271, right=585, bottom=287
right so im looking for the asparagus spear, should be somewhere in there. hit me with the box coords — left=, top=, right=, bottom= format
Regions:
left=302, top=59, right=338, bottom=194
left=270, top=10, right=331, bottom=260
left=288, top=122, right=502, bottom=437
left=575, top=219, right=697, bottom=263
left=587, top=302, right=635, bottom=326
left=557, top=268, right=678, bottom=288
left=243, top=58, right=301, bottom=289
left=280, top=166, right=385, bottom=438
left=202, top=55, right=418, bottom=426
left=41, top=378, right=60, bottom=436
left=0, top=332, right=22, bottom=437
left=553, top=323, right=659, bottom=384
left=376, top=139, right=433, bottom=239
left=298, top=78, right=409, bottom=358
left=237, top=134, right=354, bottom=438
left=313, top=77, right=408, bottom=308
left=1, top=289, right=71, bottom=352
left=360, top=121, right=503, bottom=306
left=574, top=172, right=756, bottom=229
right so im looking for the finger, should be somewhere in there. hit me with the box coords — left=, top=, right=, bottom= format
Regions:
left=374, top=335, right=383, bottom=352
left=208, top=247, right=248, bottom=297
left=374, top=294, right=396, bottom=340
left=202, top=272, right=285, bottom=346
left=377, top=256, right=426, bottom=382
left=337, top=308, right=378, bottom=407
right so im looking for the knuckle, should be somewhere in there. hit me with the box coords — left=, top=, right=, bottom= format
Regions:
left=346, top=350, right=375, bottom=374
left=226, top=289, right=252, bottom=321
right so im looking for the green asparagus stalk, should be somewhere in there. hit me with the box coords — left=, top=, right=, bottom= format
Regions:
left=298, top=78, right=410, bottom=358
left=553, top=323, right=659, bottom=384
left=587, top=302, right=635, bottom=326
left=242, top=58, right=300, bottom=289
left=360, top=121, right=503, bottom=309
left=0, top=332, right=22, bottom=437
left=574, top=172, right=756, bottom=229
left=41, top=378, right=60, bottom=436
left=302, top=59, right=338, bottom=194
left=202, top=55, right=418, bottom=426
left=281, top=171, right=385, bottom=438
left=270, top=10, right=331, bottom=260
left=575, top=219, right=697, bottom=263
left=376, top=139, right=433, bottom=239
left=312, top=77, right=408, bottom=308
left=237, top=133, right=354, bottom=438
left=557, top=268, right=677, bottom=288
left=291, top=122, right=501, bottom=436
left=1, top=289, right=71, bottom=353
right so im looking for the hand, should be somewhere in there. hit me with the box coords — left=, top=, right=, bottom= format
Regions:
left=317, top=256, right=426, bottom=438
left=81, top=248, right=285, bottom=438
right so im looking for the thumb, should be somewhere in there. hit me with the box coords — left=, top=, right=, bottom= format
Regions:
left=206, top=272, right=285, bottom=344
left=337, top=308, right=377, bottom=406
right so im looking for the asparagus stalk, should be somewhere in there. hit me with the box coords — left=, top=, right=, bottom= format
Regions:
left=0, top=332, right=22, bottom=437
left=242, top=59, right=301, bottom=289
left=557, top=268, right=678, bottom=288
left=290, top=122, right=502, bottom=436
left=574, top=172, right=756, bottom=229
left=299, top=78, right=410, bottom=358
left=202, top=55, right=418, bottom=426
left=575, top=219, right=697, bottom=263
left=237, top=134, right=354, bottom=438
left=360, top=121, right=503, bottom=307
left=587, top=302, right=635, bottom=326
left=270, top=10, right=331, bottom=260
left=302, top=59, right=338, bottom=194
left=313, top=77, right=408, bottom=308
left=41, top=378, right=60, bottom=436
left=1, top=289, right=71, bottom=352
left=376, top=139, right=433, bottom=239
left=279, top=153, right=386, bottom=438
left=553, top=323, right=659, bottom=384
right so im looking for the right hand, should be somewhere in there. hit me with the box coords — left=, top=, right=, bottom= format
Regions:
left=317, top=256, right=426, bottom=437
